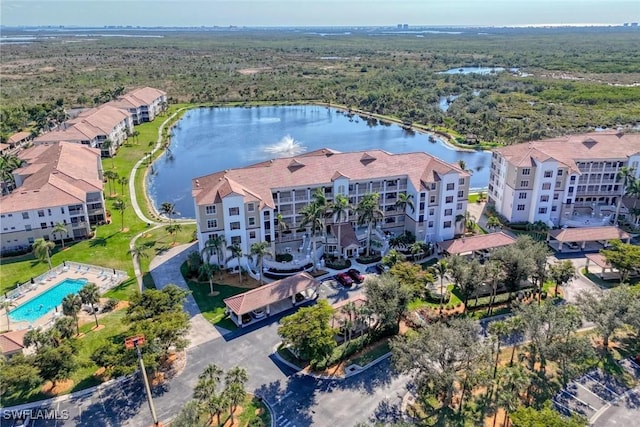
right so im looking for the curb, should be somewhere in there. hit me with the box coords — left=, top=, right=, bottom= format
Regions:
left=271, top=343, right=391, bottom=380
left=0, top=374, right=132, bottom=411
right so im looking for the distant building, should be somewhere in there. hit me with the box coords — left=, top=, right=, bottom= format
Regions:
left=107, top=87, right=167, bottom=125
left=34, top=105, right=133, bottom=156
left=0, top=142, right=105, bottom=254
left=192, top=148, right=469, bottom=264
left=488, top=131, right=640, bottom=227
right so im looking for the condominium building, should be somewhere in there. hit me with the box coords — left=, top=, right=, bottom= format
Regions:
left=0, top=142, right=105, bottom=254
left=488, top=131, right=640, bottom=227
left=107, top=87, right=167, bottom=124
left=192, top=148, right=469, bottom=262
left=34, top=105, right=133, bottom=156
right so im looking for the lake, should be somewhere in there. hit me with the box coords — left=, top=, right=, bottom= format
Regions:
left=147, top=105, right=491, bottom=218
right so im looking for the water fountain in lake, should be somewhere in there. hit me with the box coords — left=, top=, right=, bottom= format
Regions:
left=264, top=135, right=307, bottom=156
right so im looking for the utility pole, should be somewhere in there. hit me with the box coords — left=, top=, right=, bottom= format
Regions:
left=125, top=335, right=161, bottom=427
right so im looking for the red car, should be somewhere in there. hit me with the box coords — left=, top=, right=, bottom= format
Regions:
left=336, top=272, right=354, bottom=287
left=347, top=268, right=365, bottom=283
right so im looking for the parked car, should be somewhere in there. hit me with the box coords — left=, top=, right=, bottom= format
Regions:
left=347, top=268, right=365, bottom=283
left=295, top=292, right=305, bottom=303
left=567, top=242, right=580, bottom=249
left=336, top=272, right=354, bottom=287
left=375, top=263, right=390, bottom=274
left=241, top=313, right=252, bottom=324
left=251, top=308, right=266, bottom=319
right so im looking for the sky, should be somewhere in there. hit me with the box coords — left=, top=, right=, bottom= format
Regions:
left=1, top=0, right=638, bottom=27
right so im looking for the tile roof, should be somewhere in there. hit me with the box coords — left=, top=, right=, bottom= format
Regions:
left=549, top=226, right=630, bottom=242
left=223, top=272, right=319, bottom=315
left=7, top=131, right=31, bottom=144
left=0, top=329, right=26, bottom=355
left=193, top=149, right=467, bottom=209
left=107, top=87, right=166, bottom=109
left=0, top=142, right=103, bottom=213
left=585, top=253, right=611, bottom=268
left=439, top=231, right=516, bottom=254
left=494, top=131, right=640, bottom=174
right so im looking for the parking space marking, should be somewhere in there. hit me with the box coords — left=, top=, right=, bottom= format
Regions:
left=561, top=389, right=596, bottom=410
left=276, top=391, right=292, bottom=405
left=583, top=373, right=621, bottom=397
left=575, top=382, right=609, bottom=402
left=553, top=398, right=578, bottom=415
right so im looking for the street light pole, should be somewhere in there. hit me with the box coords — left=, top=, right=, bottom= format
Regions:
left=126, top=335, right=160, bottom=427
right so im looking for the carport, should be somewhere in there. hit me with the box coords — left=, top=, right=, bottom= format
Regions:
left=224, top=272, right=320, bottom=327
left=547, top=226, right=630, bottom=252
left=437, top=231, right=516, bottom=257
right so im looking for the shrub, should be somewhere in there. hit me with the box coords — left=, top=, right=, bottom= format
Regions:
left=102, top=298, right=119, bottom=312
left=275, top=253, right=293, bottom=263
left=356, top=255, right=382, bottom=264
left=324, top=256, right=351, bottom=270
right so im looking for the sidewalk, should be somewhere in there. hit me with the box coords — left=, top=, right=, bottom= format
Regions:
left=149, top=242, right=225, bottom=348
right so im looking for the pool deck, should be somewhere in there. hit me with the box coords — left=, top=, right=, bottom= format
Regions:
left=1, top=262, right=127, bottom=332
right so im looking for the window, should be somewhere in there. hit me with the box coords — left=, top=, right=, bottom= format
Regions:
left=230, top=221, right=241, bottom=230
left=568, top=186, right=574, bottom=194
left=419, top=202, right=425, bottom=210
left=60, top=207, right=65, bottom=214
left=430, top=183, right=436, bottom=190
left=557, top=170, right=563, bottom=176
left=229, top=207, right=240, bottom=216
left=542, top=183, right=551, bottom=190
left=248, top=217, right=256, bottom=226
left=544, top=171, right=553, bottom=178
left=249, top=231, right=256, bottom=239
left=47, top=209, right=52, bottom=216
left=208, top=233, right=218, bottom=241
left=540, top=195, right=549, bottom=202
left=444, top=209, right=452, bottom=216
left=429, top=208, right=435, bottom=216
left=445, top=196, right=453, bottom=203
left=457, top=190, right=464, bottom=198
left=566, top=199, right=572, bottom=205
left=428, top=221, right=434, bottom=228
left=518, top=192, right=527, bottom=199
left=205, top=205, right=216, bottom=215
left=231, top=236, right=241, bottom=245
left=520, top=180, right=529, bottom=187
left=551, top=206, right=557, bottom=212
left=25, top=225, right=32, bottom=231
left=444, top=221, right=452, bottom=229
left=38, top=210, right=45, bottom=217
left=207, top=219, right=217, bottom=229
left=429, top=196, right=436, bottom=204
left=570, top=176, right=576, bottom=182
left=28, top=237, right=34, bottom=244
left=553, top=194, right=559, bottom=200
left=538, top=207, right=547, bottom=214
left=418, top=215, right=424, bottom=222
left=446, top=183, right=455, bottom=191
left=517, top=204, right=525, bottom=211
left=458, top=178, right=465, bottom=185
left=522, top=168, right=530, bottom=175
left=247, top=203, right=255, bottom=212
left=22, top=212, right=29, bottom=219
left=457, top=202, right=463, bottom=210
left=40, top=222, right=47, bottom=229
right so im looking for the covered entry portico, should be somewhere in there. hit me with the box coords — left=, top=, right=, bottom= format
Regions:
left=224, top=272, right=320, bottom=327
left=547, top=226, right=630, bottom=252
left=437, top=231, right=516, bottom=257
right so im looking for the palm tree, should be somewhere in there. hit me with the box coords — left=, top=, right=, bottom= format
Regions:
left=201, top=234, right=226, bottom=267
left=409, top=241, right=426, bottom=261
left=61, top=293, right=82, bottom=335
left=160, top=201, right=177, bottom=225
left=356, top=192, right=383, bottom=256
left=226, top=243, right=244, bottom=283
left=548, top=260, right=576, bottom=298
left=23, top=327, right=47, bottom=350
left=433, top=259, right=449, bottom=315
left=194, top=363, right=224, bottom=425
left=79, top=283, right=100, bottom=328
left=328, top=194, right=351, bottom=259
left=103, top=170, right=118, bottom=197
left=496, top=366, right=529, bottom=427
left=614, top=166, right=636, bottom=224
left=118, top=176, right=128, bottom=197
left=101, top=138, right=115, bottom=167
left=394, top=192, right=415, bottom=215
left=488, top=320, right=510, bottom=379
left=484, top=260, right=505, bottom=316
left=199, top=262, right=219, bottom=296
left=456, top=211, right=476, bottom=235
left=624, top=177, right=640, bottom=224
left=275, top=212, right=289, bottom=242
left=0, top=153, right=22, bottom=194
left=113, top=198, right=127, bottom=231
left=1, top=299, right=16, bottom=331
left=52, top=222, right=68, bottom=249
left=300, top=200, right=324, bottom=272
left=166, top=223, right=182, bottom=245
left=132, top=129, right=140, bottom=144
left=33, top=238, right=55, bottom=270
left=223, top=367, right=248, bottom=424
left=249, top=241, right=272, bottom=285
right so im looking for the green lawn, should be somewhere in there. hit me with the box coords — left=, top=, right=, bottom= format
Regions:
left=181, top=262, right=245, bottom=329
left=350, top=340, right=391, bottom=367
left=0, top=105, right=192, bottom=296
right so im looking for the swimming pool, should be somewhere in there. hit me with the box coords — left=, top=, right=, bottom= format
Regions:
left=9, top=278, right=88, bottom=323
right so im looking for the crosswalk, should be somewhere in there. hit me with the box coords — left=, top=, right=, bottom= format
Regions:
left=275, top=414, right=297, bottom=427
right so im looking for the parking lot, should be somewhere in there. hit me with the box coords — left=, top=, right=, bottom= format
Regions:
left=554, top=358, right=640, bottom=425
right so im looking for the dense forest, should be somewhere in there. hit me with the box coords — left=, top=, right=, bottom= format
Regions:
left=1, top=27, right=639, bottom=144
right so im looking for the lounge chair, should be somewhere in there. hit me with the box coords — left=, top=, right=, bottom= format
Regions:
left=75, top=264, right=82, bottom=273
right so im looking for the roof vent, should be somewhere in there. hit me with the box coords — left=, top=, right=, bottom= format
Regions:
left=195, top=179, right=200, bottom=187
left=287, top=159, right=305, bottom=171
left=360, top=152, right=377, bottom=165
